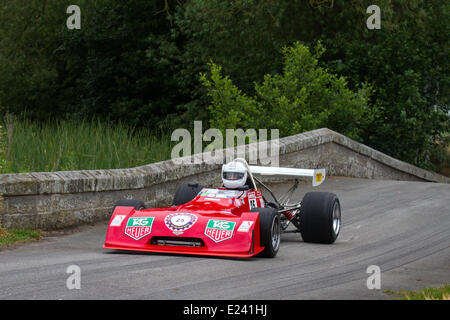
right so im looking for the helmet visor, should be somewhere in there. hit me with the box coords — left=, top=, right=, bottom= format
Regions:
left=223, top=171, right=245, bottom=181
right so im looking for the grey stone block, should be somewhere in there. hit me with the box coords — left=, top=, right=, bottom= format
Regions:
left=0, top=173, right=38, bottom=196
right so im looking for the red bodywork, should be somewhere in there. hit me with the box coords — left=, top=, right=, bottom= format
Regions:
left=103, top=188, right=266, bottom=258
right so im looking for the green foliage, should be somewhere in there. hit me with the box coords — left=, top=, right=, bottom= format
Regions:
left=0, top=0, right=448, bottom=172
left=1, top=117, right=174, bottom=173
left=201, top=42, right=370, bottom=139
left=54, top=0, right=189, bottom=128
left=0, top=0, right=187, bottom=130
left=0, top=0, right=70, bottom=119
left=385, top=284, right=450, bottom=300
left=179, top=0, right=450, bottom=170
left=173, top=0, right=318, bottom=123
left=0, top=227, right=41, bottom=248
left=317, top=0, right=450, bottom=169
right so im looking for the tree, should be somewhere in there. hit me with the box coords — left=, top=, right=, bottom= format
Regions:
left=178, top=0, right=449, bottom=169
left=200, top=42, right=370, bottom=139
left=0, top=0, right=188, bottom=130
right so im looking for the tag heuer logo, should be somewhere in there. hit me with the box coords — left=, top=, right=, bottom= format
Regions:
left=204, top=219, right=236, bottom=243
left=124, top=217, right=154, bottom=240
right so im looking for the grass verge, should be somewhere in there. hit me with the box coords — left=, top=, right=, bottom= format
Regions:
left=0, top=116, right=174, bottom=173
left=384, top=284, right=450, bottom=300
left=0, top=227, right=41, bottom=248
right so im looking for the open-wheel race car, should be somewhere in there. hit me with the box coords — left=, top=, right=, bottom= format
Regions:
left=103, top=158, right=341, bottom=258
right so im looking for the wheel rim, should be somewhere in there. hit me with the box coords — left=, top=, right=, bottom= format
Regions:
left=332, top=201, right=341, bottom=235
left=271, top=216, right=281, bottom=251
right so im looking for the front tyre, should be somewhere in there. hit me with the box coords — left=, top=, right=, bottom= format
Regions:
left=299, top=192, right=341, bottom=244
left=112, top=199, right=146, bottom=213
left=251, top=207, right=281, bottom=258
left=172, top=182, right=205, bottom=206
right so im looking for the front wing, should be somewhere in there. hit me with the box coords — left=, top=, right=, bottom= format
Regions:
left=103, top=206, right=264, bottom=258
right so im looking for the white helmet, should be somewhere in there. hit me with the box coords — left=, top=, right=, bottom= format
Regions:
left=222, top=160, right=248, bottom=189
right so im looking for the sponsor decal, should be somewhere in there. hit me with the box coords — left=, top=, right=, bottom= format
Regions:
left=229, top=199, right=243, bottom=207
left=249, top=198, right=258, bottom=209
left=165, top=213, right=198, bottom=235
left=237, top=221, right=254, bottom=232
left=204, top=219, right=236, bottom=243
left=110, top=215, right=126, bottom=227
left=316, top=172, right=323, bottom=183
left=247, top=190, right=263, bottom=209
left=124, top=217, right=154, bottom=240
left=204, top=197, right=221, bottom=201
left=200, top=188, right=243, bottom=199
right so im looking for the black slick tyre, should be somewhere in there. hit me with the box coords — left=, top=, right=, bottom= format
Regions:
left=299, top=192, right=341, bottom=244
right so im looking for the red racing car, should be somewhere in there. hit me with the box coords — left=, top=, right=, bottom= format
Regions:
left=103, top=158, right=341, bottom=258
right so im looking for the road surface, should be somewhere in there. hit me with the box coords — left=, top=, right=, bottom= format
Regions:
left=0, top=177, right=449, bottom=299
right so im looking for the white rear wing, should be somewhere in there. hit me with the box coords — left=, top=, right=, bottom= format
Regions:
left=248, top=165, right=326, bottom=187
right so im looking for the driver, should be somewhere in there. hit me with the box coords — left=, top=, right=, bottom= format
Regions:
left=222, top=160, right=248, bottom=189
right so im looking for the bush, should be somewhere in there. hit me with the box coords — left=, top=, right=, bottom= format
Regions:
left=200, top=42, right=371, bottom=140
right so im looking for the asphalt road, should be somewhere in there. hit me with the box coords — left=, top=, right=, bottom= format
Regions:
left=0, top=177, right=449, bottom=300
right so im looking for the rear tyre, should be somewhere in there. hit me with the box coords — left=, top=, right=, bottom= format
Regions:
left=251, top=207, right=281, bottom=258
left=112, top=199, right=146, bottom=213
left=172, top=182, right=204, bottom=206
left=299, top=192, right=341, bottom=244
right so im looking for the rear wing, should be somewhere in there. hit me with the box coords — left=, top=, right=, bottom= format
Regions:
left=248, top=165, right=326, bottom=187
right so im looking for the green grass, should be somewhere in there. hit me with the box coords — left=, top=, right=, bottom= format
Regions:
left=0, top=227, right=41, bottom=248
left=384, top=284, right=450, bottom=300
left=0, top=117, right=175, bottom=173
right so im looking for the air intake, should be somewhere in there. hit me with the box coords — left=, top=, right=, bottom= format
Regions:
left=150, top=237, right=204, bottom=247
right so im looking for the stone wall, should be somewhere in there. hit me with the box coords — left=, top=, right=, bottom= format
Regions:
left=0, top=128, right=448, bottom=230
